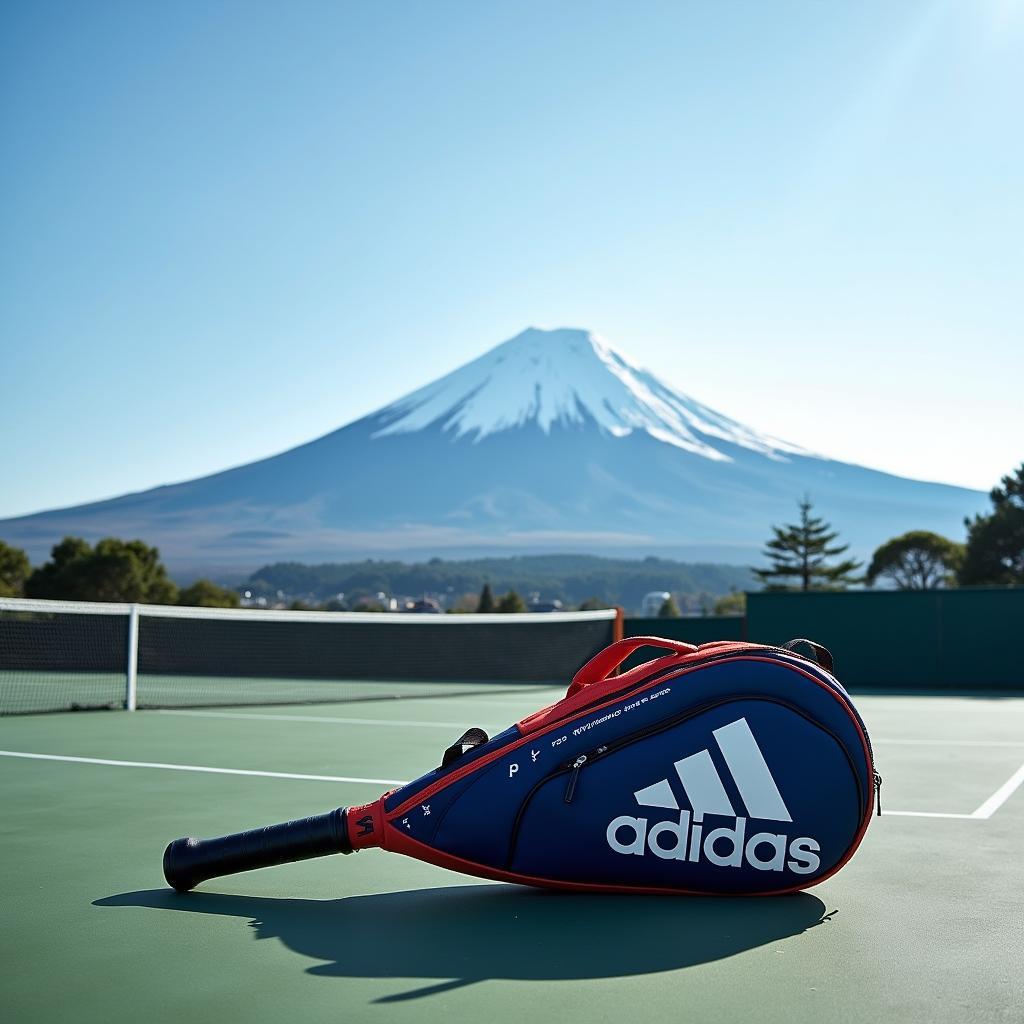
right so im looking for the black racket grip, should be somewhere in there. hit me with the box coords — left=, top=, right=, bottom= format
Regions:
left=163, top=807, right=352, bottom=892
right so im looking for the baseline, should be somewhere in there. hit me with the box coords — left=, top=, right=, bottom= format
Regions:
left=883, top=761, right=1024, bottom=820
left=154, top=709, right=492, bottom=729
left=0, top=749, right=404, bottom=786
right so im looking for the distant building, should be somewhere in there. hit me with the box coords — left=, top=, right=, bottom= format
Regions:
left=642, top=591, right=671, bottom=617
left=407, top=598, right=442, bottom=614
left=528, top=599, right=563, bottom=613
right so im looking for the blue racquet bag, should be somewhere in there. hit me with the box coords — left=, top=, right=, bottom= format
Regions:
left=164, top=636, right=879, bottom=895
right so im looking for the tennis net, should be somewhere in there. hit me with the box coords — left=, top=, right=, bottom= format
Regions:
left=0, top=598, right=622, bottom=714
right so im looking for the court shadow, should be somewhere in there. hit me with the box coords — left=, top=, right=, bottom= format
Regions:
left=95, top=885, right=830, bottom=1001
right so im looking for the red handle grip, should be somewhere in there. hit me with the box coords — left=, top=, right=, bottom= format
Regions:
left=568, top=636, right=698, bottom=697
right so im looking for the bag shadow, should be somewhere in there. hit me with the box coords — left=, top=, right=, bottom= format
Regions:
left=95, top=884, right=830, bottom=999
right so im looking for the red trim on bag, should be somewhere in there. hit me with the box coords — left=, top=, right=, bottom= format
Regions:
left=519, top=641, right=762, bottom=734
left=386, top=649, right=734, bottom=818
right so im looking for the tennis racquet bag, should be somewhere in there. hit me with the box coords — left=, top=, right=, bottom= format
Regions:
left=164, top=636, right=879, bottom=896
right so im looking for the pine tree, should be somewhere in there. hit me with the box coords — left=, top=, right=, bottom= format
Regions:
left=658, top=594, right=681, bottom=617
left=477, top=582, right=495, bottom=613
left=753, top=498, right=862, bottom=591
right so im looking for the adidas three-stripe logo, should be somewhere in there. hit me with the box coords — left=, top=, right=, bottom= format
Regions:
left=633, top=717, right=792, bottom=822
left=605, top=717, right=821, bottom=875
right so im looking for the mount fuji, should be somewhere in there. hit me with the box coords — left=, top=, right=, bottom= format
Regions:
left=1, top=327, right=985, bottom=573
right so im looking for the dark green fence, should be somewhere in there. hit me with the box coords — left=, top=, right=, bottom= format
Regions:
left=746, top=588, right=1024, bottom=690
left=624, top=616, right=745, bottom=646
left=625, top=590, right=1023, bottom=689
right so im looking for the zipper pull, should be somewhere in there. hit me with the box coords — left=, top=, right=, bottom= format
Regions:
left=874, top=771, right=883, bottom=816
left=564, top=755, right=587, bottom=804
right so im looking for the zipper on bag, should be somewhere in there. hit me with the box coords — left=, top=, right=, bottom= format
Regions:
left=559, top=700, right=732, bottom=806
left=563, top=748, right=606, bottom=803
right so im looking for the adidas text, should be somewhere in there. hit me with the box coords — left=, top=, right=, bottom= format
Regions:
left=606, top=811, right=820, bottom=874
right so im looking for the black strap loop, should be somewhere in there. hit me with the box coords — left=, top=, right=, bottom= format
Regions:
left=440, top=727, right=489, bottom=768
left=783, top=638, right=834, bottom=674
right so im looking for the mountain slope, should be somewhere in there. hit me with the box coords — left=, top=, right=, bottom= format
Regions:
left=0, top=327, right=985, bottom=573
left=374, top=327, right=805, bottom=460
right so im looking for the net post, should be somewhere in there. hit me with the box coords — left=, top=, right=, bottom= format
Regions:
left=126, top=604, right=140, bottom=711
left=613, top=606, right=625, bottom=643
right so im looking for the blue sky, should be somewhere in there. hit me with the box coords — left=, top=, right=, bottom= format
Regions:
left=2, top=0, right=1021, bottom=519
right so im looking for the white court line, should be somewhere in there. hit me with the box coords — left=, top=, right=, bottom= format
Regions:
left=422, top=697, right=562, bottom=709
left=972, top=762, right=1024, bottom=819
left=321, top=694, right=561, bottom=711
left=3, top=749, right=1021, bottom=822
left=0, top=750, right=405, bottom=786
left=155, top=709, right=493, bottom=729
left=882, top=810, right=975, bottom=819
left=884, top=761, right=1024, bottom=820
left=153, top=715, right=1024, bottom=745
left=875, top=738, right=1024, bottom=747
left=857, top=700, right=1024, bottom=712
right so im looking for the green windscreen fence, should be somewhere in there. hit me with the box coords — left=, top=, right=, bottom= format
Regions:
left=746, top=587, right=1024, bottom=690
left=623, top=616, right=746, bottom=645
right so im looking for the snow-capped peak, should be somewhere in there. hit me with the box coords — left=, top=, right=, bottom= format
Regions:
left=372, top=327, right=807, bottom=462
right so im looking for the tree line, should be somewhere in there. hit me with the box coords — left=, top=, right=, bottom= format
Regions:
left=753, top=463, right=1024, bottom=591
left=0, top=536, right=239, bottom=607
left=243, top=554, right=753, bottom=611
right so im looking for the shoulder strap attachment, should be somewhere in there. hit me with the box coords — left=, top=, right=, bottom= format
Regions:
left=783, top=638, right=834, bottom=674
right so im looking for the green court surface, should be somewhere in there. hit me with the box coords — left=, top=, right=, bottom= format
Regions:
left=1, top=689, right=1022, bottom=1024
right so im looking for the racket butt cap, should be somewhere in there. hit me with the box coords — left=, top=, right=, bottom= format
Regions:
left=163, top=837, right=202, bottom=892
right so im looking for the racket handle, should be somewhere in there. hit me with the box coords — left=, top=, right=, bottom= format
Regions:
left=163, top=807, right=352, bottom=892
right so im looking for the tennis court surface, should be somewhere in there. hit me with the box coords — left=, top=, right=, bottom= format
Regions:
left=2, top=682, right=1022, bottom=1024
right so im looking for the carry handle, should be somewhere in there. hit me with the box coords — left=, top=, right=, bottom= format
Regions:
left=783, top=638, right=834, bottom=674
left=568, top=636, right=698, bottom=697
